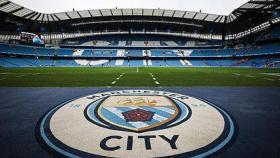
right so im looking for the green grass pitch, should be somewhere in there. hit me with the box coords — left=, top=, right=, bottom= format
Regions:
left=0, top=67, right=280, bottom=87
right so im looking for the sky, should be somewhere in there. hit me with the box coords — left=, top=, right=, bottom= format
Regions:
left=10, top=0, right=248, bottom=15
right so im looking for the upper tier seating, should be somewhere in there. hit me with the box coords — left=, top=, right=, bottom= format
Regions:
left=190, top=44, right=280, bottom=57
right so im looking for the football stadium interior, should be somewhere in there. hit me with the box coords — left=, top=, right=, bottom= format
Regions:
left=0, top=0, right=280, bottom=158
left=0, top=0, right=279, bottom=69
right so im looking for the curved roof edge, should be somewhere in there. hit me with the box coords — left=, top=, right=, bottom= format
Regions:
left=0, top=0, right=279, bottom=23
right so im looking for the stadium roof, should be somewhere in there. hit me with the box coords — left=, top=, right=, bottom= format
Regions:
left=227, top=0, right=280, bottom=23
left=0, top=0, right=279, bottom=23
left=0, top=0, right=280, bottom=39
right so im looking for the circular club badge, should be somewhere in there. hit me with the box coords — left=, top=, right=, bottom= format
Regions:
left=38, top=90, right=234, bottom=158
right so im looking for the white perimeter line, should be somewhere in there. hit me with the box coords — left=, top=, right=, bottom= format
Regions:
left=149, top=73, right=160, bottom=85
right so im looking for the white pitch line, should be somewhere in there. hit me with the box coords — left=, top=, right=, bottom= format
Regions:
left=111, top=73, right=126, bottom=85
left=265, top=78, right=275, bottom=81
left=233, top=73, right=241, bottom=76
left=246, top=75, right=255, bottom=78
left=261, top=73, right=280, bottom=77
left=119, top=73, right=125, bottom=78
left=16, top=75, right=25, bottom=78
left=149, top=73, right=160, bottom=85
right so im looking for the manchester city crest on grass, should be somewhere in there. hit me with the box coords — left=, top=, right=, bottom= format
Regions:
left=38, top=90, right=235, bottom=158
left=95, top=96, right=180, bottom=132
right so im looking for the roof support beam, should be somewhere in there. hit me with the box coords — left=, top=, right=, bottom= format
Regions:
left=8, top=7, right=24, bottom=14
left=88, top=10, right=93, bottom=17
left=27, top=12, right=39, bottom=20
left=50, top=14, right=56, bottom=21
left=77, top=12, right=82, bottom=18
left=213, top=16, right=220, bottom=22
left=53, top=14, right=61, bottom=21
left=22, top=11, right=35, bottom=18
left=202, top=14, right=208, bottom=21
left=65, top=12, right=71, bottom=19
left=182, top=12, right=187, bottom=18
left=41, top=14, right=45, bottom=21
left=34, top=13, right=42, bottom=21
left=192, top=12, right=198, bottom=19
left=218, top=16, right=224, bottom=23
left=0, top=1, right=10, bottom=8
left=99, top=10, right=103, bottom=16
left=172, top=11, right=176, bottom=17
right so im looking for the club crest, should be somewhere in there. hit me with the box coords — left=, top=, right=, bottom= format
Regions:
left=96, top=96, right=180, bottom=132
left=38, top=90, right=235, bottom=158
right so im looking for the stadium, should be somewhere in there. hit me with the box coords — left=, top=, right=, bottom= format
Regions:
left=0, top=0, right=279, bottom=157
